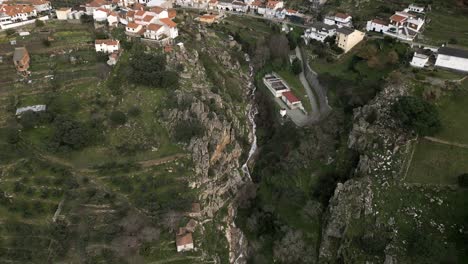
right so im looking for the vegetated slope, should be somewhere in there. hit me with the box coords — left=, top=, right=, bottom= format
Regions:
left=0, top=16, right=256, bottom=263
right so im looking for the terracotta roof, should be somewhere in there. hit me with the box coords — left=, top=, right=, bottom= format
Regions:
left=58, top=7, right=71, bottom=11
left=335, top=12, right=350, bottom=19
left=200, top=14, right=217, bottom=20
left=282, top=91, right=300, bottom=103
left=176, top=232, right=193, bottom=247
left=127, top=22, right=139, bottom=28
left=164, top=45, right=173, bottom=53
left=1, top=4, right=35, bottom=16
left=390, top=14, right=407, bottom=23
left=371, top=18, right=388, bottom=26
left=287, top=9, right=297, bottom=13
left=143, top=15, right=154, bottom=22
left=126, top=10, right=135, bottom=17
left=150, top=6, right=164, bottom=14
left=266, top=1, right=279, bottom=8
left=147, top=23, right=162, bottom=31
left=250, top=0, right=261, bottom=6
left=168, top=9, right=176, bottom=19
left=160, top=18, right=176, bottom=28
left=209, top=0, right=218, bottom=3
left=96, top=7, right=110, bottom=14
left=135, top=10, right=145, bottom=17
left=27, top=0, right=49, bottom=5
left=95, top=39, right=119, bottom=46
left=133, top=3, right=144, bottom=10
left=86, top=0, right=107, bottom=7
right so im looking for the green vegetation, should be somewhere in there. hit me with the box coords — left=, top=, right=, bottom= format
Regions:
left=129, top=50, right=179, bottom=89
left=434, top=89, right=468, bottom=144
left=276, top=69, right=312, bottom=113
left=392, top=96, right=441, bottom=136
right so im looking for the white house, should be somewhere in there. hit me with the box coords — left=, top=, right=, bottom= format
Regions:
left=410, top=52, right=429, bottom=68
left=324, top=12, right=352, bottom=28
left=281, top=91, right=304, bottom=111
left=232, top=0, right=247, bottom=12
left=149, top=6, right=168, bottom=19
left=93, top=8, right=110, bottom=22
left=435, top=47, right=468, bottom=72
left=366, top=18, right=389, bottom=33
left=126, top=22, right=143, bottom=35
left=158, top=18, right=178, bottom=38
left=217, top=0, right=233, bottom=11
left=304, top=22, right=337, bottom=43
left=0, top=12, right=11, bottom=25
left=1, top=4, right=37, bottom=22
left=146, top=0, right=172, bottom=8
left=107, top=11, right=119, bottom=26
left=407, top=4, right=425, bottom=14
left=27, top=0, right=52, bottom=12
left=95, top=39, right=120, bottom=53
left=176, top=232, right=194, bottom=252
left=56, top=7, right=71, bottom=20
left=144, top=23, right=164, bottom=39
left=263, top=73, right=290, bottom=97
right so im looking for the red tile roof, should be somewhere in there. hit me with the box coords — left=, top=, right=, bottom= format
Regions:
left=372, top=18, right=388, bottom=26
left=95, top=39, right=119, bottom=46
left=143, top=15, right=154, bottom=22
left=150, top=6, right=164, bottom=14
left=282, top=91, right=300, bottom=103
left=390, top=14, right=407, bottom=23
left=160, top=18, right=176, bottom=28
left=147, top=23, right=162, bottom=31
left=127, top=22, right=139, bottom=29
left=168, top=8, right=176, bottom=18
left=176, top=232, right=193, bottom=247
left=335, top=12, right=350, bottom=19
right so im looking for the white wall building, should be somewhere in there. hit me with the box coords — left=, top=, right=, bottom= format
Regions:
left=56, top=7, right=71, bottom=20
left=410, top=52, right=429, bottom=68
left=366, top=18, right=389, bottom=33
left=263, top=73, right=290, bottom=97
left=324, top=12, right=352, bottom=28
left=303, top=22, right=337, bottom=43
left=95, top=39, right=120, bottom=53
left=435, top=47, right=468, bottom=72
left=407, top=4, right=425, bottom=13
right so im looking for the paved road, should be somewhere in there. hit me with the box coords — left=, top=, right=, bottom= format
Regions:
left=296, top=46, right=332, bottom=122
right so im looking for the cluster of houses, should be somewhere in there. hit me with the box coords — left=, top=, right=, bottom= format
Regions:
left=57, top=0, right=179, bottom=43
left=177, top=0, right=306, bottom=22
left=366, top=4, right=426, bottom=41
left=263, top=73, right=305, bottom=112
left=303, top=12, right=365, bottom=53
left=0, top=0, right=51, bottom=29
left=175, top=203, right=202, bottom=253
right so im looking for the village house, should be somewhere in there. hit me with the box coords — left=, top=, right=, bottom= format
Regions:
left=303, top=22, right=337, bottom=43
left=143, top=23, right=164, bottom=39
left=85, top=0, right=113, bottom=14
left=336, top=27, right=365, bottom=53
left=176, top=228, right=194, bottom=252
left=281, top=91, right=304, bottom=111
left=0, top=4, right=37, bottom=23
left=95, top=39, right=120, bottom=53
left=217, top=0, right=233, bottom=11
left=375, top=10, right=425, bottom=41
left=435, top=47, right=468, bottom=72
left=13, top=47, right=30, bottom=73
left=208, top=0, right=218, bottom=10
left=158, top=17, right=178, bottom=38
left=19, top=0, right=51, bottom=13
left=107, top=11, right=119, bottom=26
left=93, top=7, right=110, bottom=22
left=198, top=14, right=218, bottom=24
left=231, top=0, right=247, bottom=12
left=264, top=0, right=283, bottom=18
left=146, top=0, right=173, bottom=8
left=407, top=3, right=425, bottom=14
left=56, top=7, right=71, bottom=20
left=126, top=21, right=143, bottom=35
left=324, top=12, right=352, bottom=28
left=366, top=18, right=389, bottom=33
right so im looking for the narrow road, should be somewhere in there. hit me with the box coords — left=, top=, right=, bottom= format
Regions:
left=294, top=46, right=320, bottom=122
left=297, top=46, right=332, bottom=122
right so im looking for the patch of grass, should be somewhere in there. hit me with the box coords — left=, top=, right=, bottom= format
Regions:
left=423, top=10, right=468, bottom=47
left=435, top=90, right=468, bottom=144
left=406, top=139, right=468, bottom=185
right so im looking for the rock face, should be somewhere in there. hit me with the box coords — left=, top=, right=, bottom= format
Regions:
left=318, top=83, right=413, bottom=263
left=163, top=39, right=253, bottom=262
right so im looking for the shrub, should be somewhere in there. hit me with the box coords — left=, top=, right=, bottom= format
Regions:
left=392, top=96, right=441, bottom=136
left=173, top=120, right=204, bottom=142
left=50, top=116, right=92, bottom=151
left=42, top=38, right=51, bottom=47
left=291, top=58, right=302, bottom=75
left=128, top=106, right=141, bottom=117
left=5, top=29, right=15, bottom=36
left=5, top=127, right=20, bottom=144
left=458, top=173, right=468, bottom=188
left=35, top=19, right=45, bottom=27
left=109, top=111, right=127, bottom=125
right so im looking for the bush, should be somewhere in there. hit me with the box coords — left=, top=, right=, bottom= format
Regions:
left=392, top=96, right=441, bottom=136
left=173, top=120, right=204, bottom=142
left=18, top=111, right=49, bottom=130
left=50, top=116, right=92, bottom=151
left=129, top=51, right=179, bottom=88
left=35, top=19, right=45, bottom=27
left=128, top=106, right=141, bottom=117
left=5, top=29, right=15, bottom=36
left=291, top=58, right=302, bottom=75
left=458, top=173, right=468, bottom=188
left=5, top=127, right=20, bottom=144
left=448, top=38, right=458, bottom=44
left=109, top=111, right=127, bottom=125
left=42, top=38, right=51, bottom=47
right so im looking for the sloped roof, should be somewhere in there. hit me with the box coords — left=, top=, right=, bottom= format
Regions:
left=95, top=39, right=119, bottom=46
left=176, top=232, right=193, bottom=247
left=13, top=47, right=28, bottom=62
left=147, top=23, right=162, bottom=31
left=159, top=17, right=176, bottom=28
left=282, top=91, right=300, bottom=103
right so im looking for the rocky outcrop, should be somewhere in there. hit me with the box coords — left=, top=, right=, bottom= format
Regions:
left=319, top=83, right=413, bottom=263
left=163, top=38, right=253, bottom=262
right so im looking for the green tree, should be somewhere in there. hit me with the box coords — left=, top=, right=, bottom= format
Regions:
left=35, top=19, right=45, bottom=27
left=458, top=173, right=468, bottom=188
left=5, top=127, right=20, bottom=144
left=392, top=96, right=441, bottom=136
left=109, top=111, right=127, bottom=126
left=51, top=116, right=92, bottom=151
left=291, top=58, right=302, bottom=75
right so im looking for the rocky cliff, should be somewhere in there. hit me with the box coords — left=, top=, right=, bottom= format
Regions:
left=163, top=36, right=253, bottom=262
left=319, top=83, right=413, bottom=263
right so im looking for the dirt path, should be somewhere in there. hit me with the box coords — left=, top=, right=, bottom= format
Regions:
left=424, top=136, right=468, bottom=149
left=139, top=153, right=188, bottom=168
